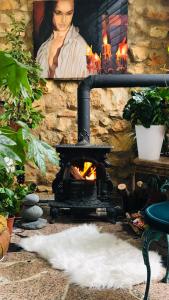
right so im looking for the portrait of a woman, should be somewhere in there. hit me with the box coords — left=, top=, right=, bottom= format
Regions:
left=35, top=0, right=89, bottom=79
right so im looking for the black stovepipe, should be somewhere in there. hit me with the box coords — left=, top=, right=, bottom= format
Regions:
left=77, top=74, right=169, bottom=144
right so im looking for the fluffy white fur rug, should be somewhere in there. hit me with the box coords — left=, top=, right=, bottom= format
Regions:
left=19, top=224, right=165, bottom=289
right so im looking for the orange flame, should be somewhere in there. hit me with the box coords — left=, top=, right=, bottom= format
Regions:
left=116, top=37, right=128, bottom=59
left=86, top=45, right=93, bottom=56
left=86, top=167, right=96, bottom=180
left=81, top=162, right=92, bottom=176
left=103, top=33, right=108, bottom=45
left=116, top=48, right=121, bottom=59
left=76, top=162, right=96, bottom=180
left=94, top=53, right=100, bottom=62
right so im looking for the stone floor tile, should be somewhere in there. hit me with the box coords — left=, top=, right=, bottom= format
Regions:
left=65, top=285, right=139, bottom=300
left=0, top=270, right=69, bottom=300
left=132, top=282, right=169, bottom=300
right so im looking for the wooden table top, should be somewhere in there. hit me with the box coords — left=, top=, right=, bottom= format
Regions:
left=133, top=157, right=169, bottom=176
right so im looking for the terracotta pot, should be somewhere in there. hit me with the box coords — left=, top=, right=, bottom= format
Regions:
left=0, top=229, right=10, bottom=259
left=7, top=216, right=15, bottom=236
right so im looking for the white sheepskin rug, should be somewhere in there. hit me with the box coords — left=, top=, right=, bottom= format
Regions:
left=19, top=224, right=165, bottom=289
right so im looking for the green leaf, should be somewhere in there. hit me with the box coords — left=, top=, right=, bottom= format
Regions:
left=0, top=127, right=26, bottom=163
left=0, top=187, right=14, bottom=198
left=0, top=51, right=32, bottom=96
left=0, top=144, right=21, bottom=162
left=15, top=122, right=60, bottom=174
left=0, top=126, right=17, bottom=137
left=0, top=134, right=16, bottom=146
left=40, top=141, right=60, bottom=165
left=0, top=156, right=7, bottom=169
left=27, top=138, right=46, bottom=174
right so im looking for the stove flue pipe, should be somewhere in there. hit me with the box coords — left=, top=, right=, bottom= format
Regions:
left=77, top=74, right=169, bottom=144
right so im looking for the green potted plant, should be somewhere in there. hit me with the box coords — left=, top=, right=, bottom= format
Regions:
left=0, top=124, right=59, bottom=233
left=0, top=132, right=22, bottom=219
left=0, top=130, right=30, bottom=233
left=0, top=16, right=46, bottom=128
left=0, top=170, right=34, bottom=234
left=0, top=16, right=60, bottom=228
left=123, top=87, right=169, bottom=160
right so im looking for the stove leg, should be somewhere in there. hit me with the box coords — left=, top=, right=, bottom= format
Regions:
left=107, top=206, right=124, bottom=224
left=50, top=207, right=59, bottom=219
left=107, top=208, right=116, bottom=224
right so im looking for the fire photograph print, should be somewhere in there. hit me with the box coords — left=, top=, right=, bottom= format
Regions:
left=33, top=0, right=128, bottom=79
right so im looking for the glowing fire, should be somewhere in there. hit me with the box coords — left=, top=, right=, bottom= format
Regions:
left=116, top=37, right=128, bottom=60
left=86, top=167, right=96, bottom=180
left=103, top=33, right=108, bottom=45
left=102, top=32, right=112, bottom=60
left=94, top=53, right=100, bottom=61
left=86, top=45, right=93, bottom=56
left=73, top=162, right=96, bottom=180
left=116, top=48, right=121, bottom=58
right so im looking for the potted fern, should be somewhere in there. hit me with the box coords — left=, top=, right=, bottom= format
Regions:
left=123, top=87, right=169, bottom=160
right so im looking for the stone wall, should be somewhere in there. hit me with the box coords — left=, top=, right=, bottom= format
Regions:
left=0, top=0, right=169, bottom=192
left=128, top=0, right=169, bottom=74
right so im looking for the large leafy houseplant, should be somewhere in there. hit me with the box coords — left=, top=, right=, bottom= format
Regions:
left=0, top=172, right=34, bottom=217
left=123, top=87, right=169, bottom=128
left=0, top=130, right=32, bottom=216
left=0, top=17, right=59, bottom=217
left=123, top=87, right=169, bottom=160
left=0, top=124, right=59, bottom=216
left=0, top=16, right=46, bottom=128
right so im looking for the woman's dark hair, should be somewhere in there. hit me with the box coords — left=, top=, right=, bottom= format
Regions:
left=37, top=1, right=56, bottom=52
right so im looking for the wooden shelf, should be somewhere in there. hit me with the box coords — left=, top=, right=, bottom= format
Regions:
left=132, top=157, right=169, bottom=189
left=133, top=157, right=169, bottom=174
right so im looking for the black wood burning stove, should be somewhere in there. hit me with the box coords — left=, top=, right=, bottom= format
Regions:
left=52, top=144, right=120, bottom=208
left=51, top=74, right=169, bottom=221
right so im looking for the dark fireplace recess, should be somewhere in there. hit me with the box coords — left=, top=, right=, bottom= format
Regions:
left=51, top=74, right=169, bottom=221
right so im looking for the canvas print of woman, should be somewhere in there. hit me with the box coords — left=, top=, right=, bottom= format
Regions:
left=35, top=0, right=89, bottom=79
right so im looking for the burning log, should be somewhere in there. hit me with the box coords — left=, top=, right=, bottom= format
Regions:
left=70, top=166, right=85, bottom=180
left=70, top=162, right=96, bottom=180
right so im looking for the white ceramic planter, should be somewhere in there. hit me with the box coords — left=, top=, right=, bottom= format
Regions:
left=135, top=125, right=165, bottom=160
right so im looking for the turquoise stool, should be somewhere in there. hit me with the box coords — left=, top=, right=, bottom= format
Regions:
left=142, top=201, right=169, bottom=300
